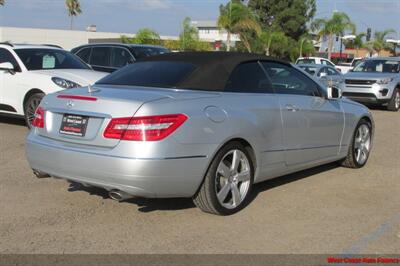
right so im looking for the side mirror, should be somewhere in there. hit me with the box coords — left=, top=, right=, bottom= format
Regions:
left=327, top=86, right=342, bottom=99
left=0, top=62, right=15, bottom=74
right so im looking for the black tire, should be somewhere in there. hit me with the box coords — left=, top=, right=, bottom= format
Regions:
left=24, top=93, right=44, bottom=128
left=341, top=119, right=372, bottom=168
left=387, top=88, right=400, bottom=112
left=193, top=141, right=254, bottom=215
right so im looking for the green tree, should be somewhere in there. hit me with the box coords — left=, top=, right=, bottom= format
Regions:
left=248, top=0, right=316, bottom=41
left=135, top=28, right=160, bottom=44
left=366, top=29, right=396, bottom=56
left=259, top=30, right=288, bottom=56
left=312, top=12, right=355, bottom=60
left=344, top=32, right=365, bottom=56
left=218, top=1, right=261, bottom=52
left=298, top=35, right=315, bottom=57
left=121, top=28, right=161, bottom=45
left=65, top=0, right=82, bottom=30
left=179, top=17, right=200, bottom=51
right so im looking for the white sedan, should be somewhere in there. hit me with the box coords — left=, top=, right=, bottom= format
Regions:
left=0, top=43, right=107, bottom=127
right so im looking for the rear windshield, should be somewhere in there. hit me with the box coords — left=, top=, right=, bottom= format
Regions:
left=296, top=59, right=316, bottom=65
left=96, top=61, right=197, bottom=88
left=131, top=47, right=170, bottom=60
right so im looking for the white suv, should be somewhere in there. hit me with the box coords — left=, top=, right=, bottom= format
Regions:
left=0, top=43, right=107, bottom=127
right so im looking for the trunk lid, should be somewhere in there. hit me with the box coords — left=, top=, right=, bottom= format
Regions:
left=37, top=85, right=171, bottom=148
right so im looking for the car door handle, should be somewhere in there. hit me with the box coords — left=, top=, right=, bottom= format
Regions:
left=285, top=104, right=300, bottom=112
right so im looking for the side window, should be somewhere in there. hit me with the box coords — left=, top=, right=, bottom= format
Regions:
left=326, top=67, right=339, bottom=76
left=325, top=60, right=335, bottom=67
left=90, top=47, right=111, bottom=67
left=321, top=60, right=328, bottom=65
left=0, top=48, right=21, bottom=72
left=111, top=48, right=133, bottom=68
left=317, top=67, right=327, bottom=77
left=225, top=61, right=273, bottom=93
left=261, top=62, right=322, bottom=97
left=76, top=48, right=91, bottom=63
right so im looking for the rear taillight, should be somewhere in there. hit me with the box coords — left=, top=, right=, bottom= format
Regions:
left=104, top=114, right=187, bottom=141
left=32, top=107, right=45, bottom=128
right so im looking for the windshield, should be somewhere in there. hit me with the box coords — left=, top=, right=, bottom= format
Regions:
left=14, top=48, right=90, bottom=71
left=296, top=59, right=316, bottom=65
left=131, top=47, right=170, bottom=60
left=351, top=59, right=362, bottom=67
left=353, top=59, right=400, bottom=73
left=298, top=66, right=318, bottom=76
left=96, top=61, right=196, bottom=88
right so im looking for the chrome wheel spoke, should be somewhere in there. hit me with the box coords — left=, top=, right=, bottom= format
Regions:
left=237, top=170, right=250, bottom=182
left=354, top=138, right=362, bottom=149
left=231, top=150, right=240, bottom=172
left=217, top=162, right=231, bottom=179
left=355, top=149, right=362, bottom=162
left=230, top=183, right=241, bottom=207
left=217, top=182, right=230, bottom=203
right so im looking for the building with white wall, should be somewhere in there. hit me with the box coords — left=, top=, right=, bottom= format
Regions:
left=0, top=26, right=178, bottom=50
left=191, top=20, right=240, bottom=43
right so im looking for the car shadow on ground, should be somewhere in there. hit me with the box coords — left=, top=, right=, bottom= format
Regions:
left=0, top=114, right=26, bottom=127
left=66, top=162, right=339, bottom=213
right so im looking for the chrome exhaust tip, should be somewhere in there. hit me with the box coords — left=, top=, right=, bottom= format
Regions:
left=33, top=169, right=50, bottom=178
left=108, top=190, right=133, bottom=202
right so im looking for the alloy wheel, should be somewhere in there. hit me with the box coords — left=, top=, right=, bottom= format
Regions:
left=354, top=124, right=371, bottom=165
left=215, top=149, right=251, bottom=209
left=395, top=91, right=400, bottom=110
left=26, top=97, right=42, bottom=126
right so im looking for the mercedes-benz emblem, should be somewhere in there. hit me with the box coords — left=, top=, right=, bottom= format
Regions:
left=66, top=100, right=74, bottom=108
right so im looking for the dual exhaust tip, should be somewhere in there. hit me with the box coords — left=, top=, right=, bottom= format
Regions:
left=32, top=170, right=133, bottom=202
left=108, top=189, right=134, bottom=202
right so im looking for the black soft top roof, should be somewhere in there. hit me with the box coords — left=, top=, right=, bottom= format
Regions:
left=138, top=52, right=290, bottom=91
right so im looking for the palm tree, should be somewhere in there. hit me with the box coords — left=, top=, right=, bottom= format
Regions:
left=367, top=29, right=396, bottom=56
left=259, top=30, right=287, bottom=56
left=298, top=36, right=315, bottom=57
left=353, top=32, right=366, bottom=56
left=312, top=12, right=355, bottom=60
left=218, top=1, right=261, bottom=52
left=65, top=0, right=82, bottom=30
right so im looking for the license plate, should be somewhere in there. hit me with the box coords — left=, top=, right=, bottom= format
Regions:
left=59, top=114, right=89, bottom=137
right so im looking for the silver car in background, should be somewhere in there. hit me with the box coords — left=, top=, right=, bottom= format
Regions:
left=297, top=63, right=345, bottom=90
left=26, top=52, right=374, bottom=215
left=343, top=57, right=400, bottom=111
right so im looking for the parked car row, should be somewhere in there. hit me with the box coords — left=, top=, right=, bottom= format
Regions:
left=0, top=42, right=170, bottom=126
left=71, top=43, right=169, bottom=73
left=296, top=56, right=400, bottom=111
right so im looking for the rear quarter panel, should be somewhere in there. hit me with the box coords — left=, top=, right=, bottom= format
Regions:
left=135, top=92, right=285, bottom=183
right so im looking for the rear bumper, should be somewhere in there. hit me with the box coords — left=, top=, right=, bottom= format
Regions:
left=25, top=134, right=210, bottom=198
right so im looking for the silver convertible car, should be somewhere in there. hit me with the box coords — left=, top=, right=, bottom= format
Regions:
left=26, top=52, right=374, bottom=215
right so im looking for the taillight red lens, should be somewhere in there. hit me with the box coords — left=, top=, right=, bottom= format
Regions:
left=32, top=107, right=45, bottom=128
left=104, top=114, right=188, bottom=141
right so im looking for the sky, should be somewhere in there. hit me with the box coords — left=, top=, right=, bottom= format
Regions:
left=0, top=0, right=400, bottom=38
